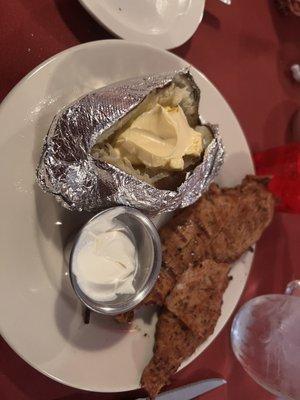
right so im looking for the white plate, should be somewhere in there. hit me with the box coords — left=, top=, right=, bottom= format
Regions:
left=0, top=40, right=254, bottom=392
left=79, top=0, right=205, bottom=49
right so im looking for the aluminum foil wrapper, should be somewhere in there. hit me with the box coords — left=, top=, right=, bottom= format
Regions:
left=37, top=70, right=224, bottom=213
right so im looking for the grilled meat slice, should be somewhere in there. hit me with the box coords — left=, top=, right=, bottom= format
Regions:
left=159, top=209, right=203, bottom=277
left=141, top=310, right=199, bottom=399
left=143, top=267, right=176, bottom=306
left=165, top=260, right=230, bottom=337
left=142, top=260, right=230, bottom=398
left=149, top=175, right=274, bottom=304
left=141, top=176, right=274, bottom=397
left=204, top=176, right=274, bottom=262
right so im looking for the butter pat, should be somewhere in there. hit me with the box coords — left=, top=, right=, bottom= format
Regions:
left=113, top=104, right=203, bottom=171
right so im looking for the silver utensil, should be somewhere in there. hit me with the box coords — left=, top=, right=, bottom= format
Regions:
left=137, top=378, right=226, bottom=400
left=218, top=0, right=231, bottom=4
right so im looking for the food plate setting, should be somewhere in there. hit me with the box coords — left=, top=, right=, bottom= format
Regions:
left=0, top=40, right=275, bottom=398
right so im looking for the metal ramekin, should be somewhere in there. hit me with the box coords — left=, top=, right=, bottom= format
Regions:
left=69, top=206, right=162, bottom=315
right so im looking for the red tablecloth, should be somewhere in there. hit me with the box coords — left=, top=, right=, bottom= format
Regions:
left=1, top=1, right=300, bottom=399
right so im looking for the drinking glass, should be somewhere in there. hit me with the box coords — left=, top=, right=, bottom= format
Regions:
left=231, top=281, right=300, bottom=400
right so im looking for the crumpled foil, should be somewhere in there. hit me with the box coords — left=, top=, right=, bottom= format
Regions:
left=37, top=70, right=224, bottom=213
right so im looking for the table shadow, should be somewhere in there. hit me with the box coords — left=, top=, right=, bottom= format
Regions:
left=54, top=0, right=114, bottom=42
left=202, top=10, right=221, bottom=30
left=262, top=99, right=299, bottom=150
left=173, top=9, right=221, bottom=59
left=173, top=37, right=192, bottom=59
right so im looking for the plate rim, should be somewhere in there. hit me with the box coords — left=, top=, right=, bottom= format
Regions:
left=0, top=39, right=254, bottom=393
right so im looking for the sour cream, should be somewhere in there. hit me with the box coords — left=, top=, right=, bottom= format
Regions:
left=72, top=209, right=137, bottom=302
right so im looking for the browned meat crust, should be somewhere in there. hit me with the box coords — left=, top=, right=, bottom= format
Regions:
left=143, top=266, right=176, bottom=306
left=140, top=177, right=274, bottom=397
left=161, top=175, right=274, bottom=272
left=141, top=310, right=199, bottom=399
left=114, top=311, right=135, bottom=324
left=142, top=260, right=230, bottom=398
left=149, top=175, right=274, bottom=305
left=165, top=260, right=230, bottom=338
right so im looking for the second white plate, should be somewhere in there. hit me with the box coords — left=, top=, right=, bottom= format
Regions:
left=0, top=40, right=254, bottom=392
left=79, top=0, right=205, bottom=49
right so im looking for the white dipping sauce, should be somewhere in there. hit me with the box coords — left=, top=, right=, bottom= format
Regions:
left=73, top=209, right=137, bottom=302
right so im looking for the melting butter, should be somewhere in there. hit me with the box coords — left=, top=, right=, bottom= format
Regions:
left=113, top=104, right=203, bottom=171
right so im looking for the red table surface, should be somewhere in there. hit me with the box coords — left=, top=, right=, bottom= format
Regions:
left=0, top=1, right=300, bottom=399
